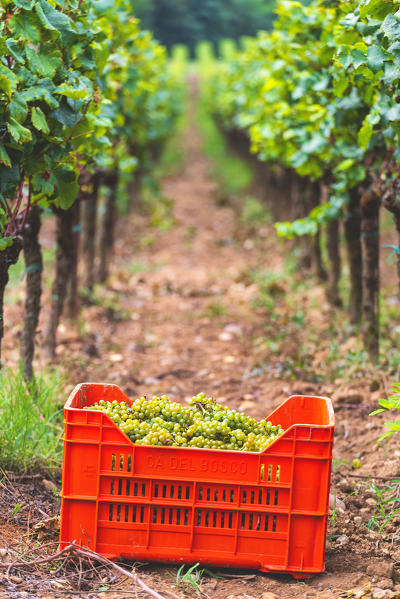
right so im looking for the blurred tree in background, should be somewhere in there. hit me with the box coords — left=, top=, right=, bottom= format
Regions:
left=132, top=0, right=277, bottom=54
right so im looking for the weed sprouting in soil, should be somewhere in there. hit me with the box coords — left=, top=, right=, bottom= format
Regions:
left=0, top=368, right=65, bottom=475
left=371, top=384, right=400, bottom=440
left=356, top=479, right=400, bottom=539
left=175, top=562, right=219, bottom=596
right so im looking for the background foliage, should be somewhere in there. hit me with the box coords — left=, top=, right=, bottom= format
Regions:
left=132, top=0, right=278, bottom=54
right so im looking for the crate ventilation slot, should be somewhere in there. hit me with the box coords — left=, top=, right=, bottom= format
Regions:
left=198, top=486, right=235, bottom=502
left=108, top=503, right=146, bottom=523
left=153, top=483, right=190, bottom=500
left=260, top=464, right=281, bottom=482
left=111, top=453, right=132, bottom=473
left=152, top=507, right=190, bottom=526
left=110, top=478, right=146, bottom=497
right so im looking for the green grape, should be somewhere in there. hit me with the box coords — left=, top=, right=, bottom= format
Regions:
left=85, top=393, right=284, bottom=452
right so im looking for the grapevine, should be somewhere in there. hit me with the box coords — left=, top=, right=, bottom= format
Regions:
left=85, top=392, right=284, bottom=452
left=209, top=0, right=400, bottom=358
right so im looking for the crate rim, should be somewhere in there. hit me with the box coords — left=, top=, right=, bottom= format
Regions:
left=64, top=383, right=335, bottom=457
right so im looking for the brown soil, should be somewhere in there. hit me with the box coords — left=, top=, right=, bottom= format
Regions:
left=0, top=93, right=399, bottom=599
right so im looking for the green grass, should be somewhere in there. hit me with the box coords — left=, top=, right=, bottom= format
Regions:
left=241, top=196, right=272, bottom=226
left=196, top=95, right=253, bottom=195
left=204, top=300, right=227, bottom=318
left=124, top=261, right=164, bottom=274
left=0, top=368, right=65, bottom=476
left=6, top=247, right=56, bottom=305
left=155, top=76, right=188, bottom=179
left=155, top=106, right=188, bottom=179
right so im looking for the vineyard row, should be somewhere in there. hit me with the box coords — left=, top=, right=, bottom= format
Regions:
left=0, top=0, right=182, bottom=377
left=208, top=0, right=400, bottom=359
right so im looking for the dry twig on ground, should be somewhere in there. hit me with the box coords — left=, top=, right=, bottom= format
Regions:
left=0, top=541, right=168, bottom=599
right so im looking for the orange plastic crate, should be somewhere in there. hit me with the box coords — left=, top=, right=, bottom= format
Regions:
left=60, top=383, right=334, bottom=577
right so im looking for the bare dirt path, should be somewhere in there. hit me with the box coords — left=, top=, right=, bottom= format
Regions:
left=1, top=90, right=399, bottom=598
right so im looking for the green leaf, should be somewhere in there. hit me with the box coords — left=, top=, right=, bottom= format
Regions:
left=381, top=14, right=400, bottom=42
left=54, top=178, right=79, bottom=209
left=26, top=46, right=62, bottom=78
left=333, top=74, right=348, bottom=97
left=5, top=39, right=24, bottom=63
left=386, top=104, right=400, bottom=121
left=54, top=82, right=90, bottom=100
left=12, top=0, right=35, bottom=8
left=358, top=120, right=373, bottom=149
left=51, top=104, right=77, bottom=128
left=384, top=62, right=400, bottom=84
left=9, top=92, right=28, bottom=122
left=0, top=237, right=13, bottom=251
left=54, top=163, right=79, bottom=209
left=385, top=422, right=400, bottom=431
left=92, top=0, right=115, bottom=15
left=369, top=409, right=386, bottom=416
left=350, top=48, right=367, bottom=69
left=55, top=163, right=78, bottom=183
left=367, top=46, right=386, bottom=72
left=8, top=11, right=41, bottom=42
left=0, top=163, right=21, bottom=198
left=22, top=83, right=59, bottom=109
left=31, top=106, right=50, bottom=134
left=360, top=0, right=395, bottom=20
left=335, top=158, right=354, bottom=172
left=0, top=144, right=11, bottom=168
left=32, top=173, right=54, bottom=196
left=38, top=0, right=77, bottom=46
left=0, top=65, right=19, bottom=99
left=8, top=117, right=32, bottom=144
left=35, top=2, right=59, bottom=37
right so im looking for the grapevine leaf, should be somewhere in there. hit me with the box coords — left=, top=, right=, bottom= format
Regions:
left=54, top=82, right=90, bottom=100
left=333, top=74, right=348, bottom=97
left=0, top=237, right=13, bottom=251
left=0, top=65, right=19, bottom=98
left=387, top=41, right=400, bottom=58
left=92, top=0, right=115, bottom=15
left=51, top=104, right=77, bottom=128
left=9, top=92, right=28, bottom=122
left=381, top=14, right=400, bottom=42
left=5, top=39, right=24, bottom=63
left=350, top=48, right=367, bottom=69
left=0, top=144, right=11, bottom=168
left=53, top=162, right=79, bottom=209
left=358, top=120, right=373, bottom=149
left=360, top=0, right=395, bottom=20
left=0, top=164, right=21, bottom=197
left=335, top=158, right=354, bottom=172
left=8, top=117, right=32, bottom=144
left=22, top=83, right=59, bottom=109
left=0, top=74, right=11, bottom=100
left=8, top=11, right=42, bottom=43
left=12, top=0, right=35, bottom=8
left=38, top=0, right=77, bottom=45
left=32, top=173, right=54, bottom=195
left=386, top=104, right=400, bottom=121
left=384, top=62, right=400, bottom=84
left=31, top=106, right=50, bottom=134
left=367, top=46, right=386, bottom=72
left=35, top=2, right=60, bottom=37
left=26, top=46, right=62, bottom=78
left=54, top=177, right=79, bottom=209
